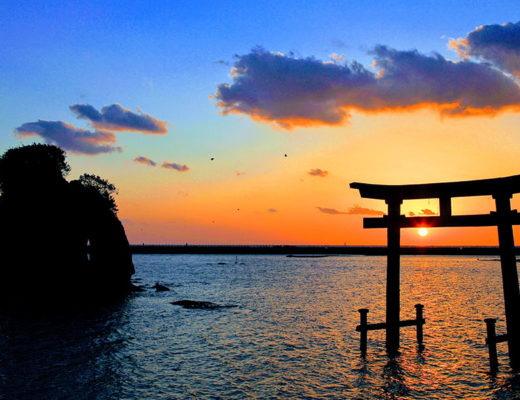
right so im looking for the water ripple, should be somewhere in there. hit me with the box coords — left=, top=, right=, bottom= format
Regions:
left=0, top=255, right=519, bottom=398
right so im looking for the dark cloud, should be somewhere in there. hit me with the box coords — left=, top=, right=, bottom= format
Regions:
left=451, top=22, right=520, bottom=77
left=308, top=168, right=328, bottom=177
left=317, top=205, right=384, bottom=216
left=15, top=120, right=121, bottom=155
left=215, top=47, right=520, bottom=128
left=214, top=60, right=231, bottom=66
left=134, top=156, right=157, bottom=167
left=162, top=162, right=189, bottom=172
left=70, top=103, right=168, bottom=134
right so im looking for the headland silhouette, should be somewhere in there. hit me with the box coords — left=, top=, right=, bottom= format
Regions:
left=0, top=144, right=134, bottom=310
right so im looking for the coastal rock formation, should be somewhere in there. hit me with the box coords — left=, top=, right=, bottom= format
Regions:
left=153, top=283, right=170, bottom=292
left=0, top=144, right=134, bottom=309
left=171, top=300, right=237, bottom=309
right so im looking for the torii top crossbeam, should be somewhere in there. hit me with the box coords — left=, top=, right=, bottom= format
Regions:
left=350, top=174, right=520, bottom=201
left=350, top=174, right=520, bottom=229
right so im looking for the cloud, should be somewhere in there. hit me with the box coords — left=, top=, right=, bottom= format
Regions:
left=450, top=22, right=520, bottom=77
left=317, top=207, right=348, bottom=215
left=70, top=103, right=168, bottom=134
left=317, top=205, right=385, bottom=216
left=134, top=156, right=157, bottom=167
left=419, top=209, right=436, bottom=216
left=408, top=211, right=416, bottom=216
left=330, top=53, right=346, bottom=62
left=214, top=46, right=520, bottom=128
left=346, top=205, right=385, bottom=216
left=15, top=120, right=121, bottom=155
left=308, top=168, right=328, bottom=177
left=268, top=208, right=277, bottom=212
left=162, top=161, right=189, bottom=172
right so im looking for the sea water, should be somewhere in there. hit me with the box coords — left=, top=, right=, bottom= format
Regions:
left=0, top=255, right=518, bottom=399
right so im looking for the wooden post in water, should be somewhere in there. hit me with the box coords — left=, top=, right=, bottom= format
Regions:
left=485, top=318, right=499, bottom=372
left=386, top=198, right=402, bottom=355
left=358, top=308, right=369, bottom=356
left=415, top=304, right=424, bottom=348
left=493, top=194, right=520, bottom=369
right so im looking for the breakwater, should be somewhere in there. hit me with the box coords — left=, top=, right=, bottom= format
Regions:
left=128, top=244, right=514, bottom=255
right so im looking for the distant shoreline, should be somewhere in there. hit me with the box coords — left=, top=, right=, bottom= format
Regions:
left=128, top=245, right=518, bottom=256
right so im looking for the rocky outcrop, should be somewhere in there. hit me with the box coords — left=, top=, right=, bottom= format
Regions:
left=0, top=144, right=134, bottom=310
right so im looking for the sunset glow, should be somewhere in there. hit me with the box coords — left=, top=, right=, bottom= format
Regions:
left=418, top=228, right=428, bottom=237
left=2, top=2, right=520, bottom=246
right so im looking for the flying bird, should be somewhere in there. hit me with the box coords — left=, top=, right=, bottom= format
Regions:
left=284, top=154, right=287, bottom=157
left=211, top=157, right=214, bottom=160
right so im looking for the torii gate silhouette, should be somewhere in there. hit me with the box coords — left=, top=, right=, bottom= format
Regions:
left=350, top=174, right=520, bottom=368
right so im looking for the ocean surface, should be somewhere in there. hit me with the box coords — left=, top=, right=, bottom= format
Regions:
left=1, top=255, right=519, bottom=399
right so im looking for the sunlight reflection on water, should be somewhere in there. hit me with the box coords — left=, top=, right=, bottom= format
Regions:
left=0, top=255, right=518, bottom=399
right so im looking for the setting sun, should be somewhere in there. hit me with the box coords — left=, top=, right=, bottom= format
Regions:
left=418, top=228, right=428, bottom=237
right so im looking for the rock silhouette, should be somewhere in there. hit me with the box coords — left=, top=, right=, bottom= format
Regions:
left=153, top=283, right=170, bottom=292
left=171, top=300, right=237, bottom=309
left=0, top=144, right=134, bottom=310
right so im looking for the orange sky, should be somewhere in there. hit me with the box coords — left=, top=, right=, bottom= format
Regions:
left=72, top=109, right=520, bottom=245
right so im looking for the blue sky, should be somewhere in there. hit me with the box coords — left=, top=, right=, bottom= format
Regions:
left=2, top=1, right=520, bottom=244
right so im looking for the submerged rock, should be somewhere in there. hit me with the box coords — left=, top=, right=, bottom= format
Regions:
left=170, top=300, right=237, bottom=309
left=130, top=284, right=145, bottom=292
left=153, top=283, right=170, bottom=292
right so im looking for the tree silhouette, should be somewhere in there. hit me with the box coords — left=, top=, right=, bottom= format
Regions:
left=0, top=143, right=70, bottom=195
left=0, top=144, right=134, bottom=310
left=73, top=173, right=118, bottom=213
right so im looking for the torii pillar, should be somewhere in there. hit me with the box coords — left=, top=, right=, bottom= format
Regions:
left=386, top=198, right=402, bottom=354
left=494, top=193, right=520, bottom=368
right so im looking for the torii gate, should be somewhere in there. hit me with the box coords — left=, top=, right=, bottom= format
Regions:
left=350, top=174, right=520, bottom=367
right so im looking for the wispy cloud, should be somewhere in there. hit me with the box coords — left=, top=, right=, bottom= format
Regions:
left=70, top=103, right=168, bottom=134
left=346, top=205, right=385, bottom=216
left=419, top=209, right=436, bottom=216
left=317, top=205, right=385, bottom=216
left=162, top=161, right=189, bottom=172
left=134, top=156, right=157, bottom=167
left=268, top=208, right=277, bottom=212
left=215, top=46, right=520, bottom=128
left=450, top=22, right=520, bottom=77
left=317, top=207, right=348, bottom=215
left=15, top=120, right=121, bottom=155
left=214, top=60, right=231, bottom=66
left=308, top=168, right=328, bottom=177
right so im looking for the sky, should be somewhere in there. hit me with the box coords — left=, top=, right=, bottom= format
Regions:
left=2, top=0, right=520, bottom=245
